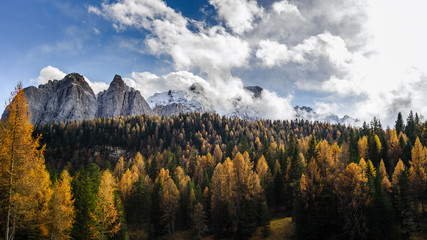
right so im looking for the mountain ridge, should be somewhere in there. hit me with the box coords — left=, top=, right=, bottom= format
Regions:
left=2, top=73, right=359, bottom=126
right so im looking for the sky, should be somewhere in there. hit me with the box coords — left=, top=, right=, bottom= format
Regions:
left=1, top=0, right=427, bottom=126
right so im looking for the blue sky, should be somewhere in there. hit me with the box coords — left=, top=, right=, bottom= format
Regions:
left=1, top=0, right=427, bottom=126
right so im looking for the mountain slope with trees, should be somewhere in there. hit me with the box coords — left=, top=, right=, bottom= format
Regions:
left=1, top=85, right=427, bottom=239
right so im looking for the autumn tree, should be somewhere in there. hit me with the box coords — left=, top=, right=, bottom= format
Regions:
left=387, top=129, right=402, bottom=171
left=357, top=136, right=368, bottom=161
left=409, top=137, right=427, bottom=213
left=0, top=84, right=52, bottom=240
left=91, top=170, right=120, bottom=240
left=191, top=203, right=207, bottom=240
left=113, top=157, right=125, bottom=181
left=157, top=168, right=180, bottom=235
left=379, top=160, right=391, bottom=193
left=49, top=170, right=75, bottom=239
left=335, top=163, right=370, bottom=240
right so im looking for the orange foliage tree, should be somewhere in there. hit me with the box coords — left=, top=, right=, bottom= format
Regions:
left=0, top=84, right=52, bottom=240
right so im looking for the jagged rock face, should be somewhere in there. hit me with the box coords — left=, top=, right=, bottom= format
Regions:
left=97, top=75, right=153, bottom=118
left=4, top=73, right=153, bottom=125
left=23, top=73, right=97, bottom=125
left=244, top=86, right=263, bottom=98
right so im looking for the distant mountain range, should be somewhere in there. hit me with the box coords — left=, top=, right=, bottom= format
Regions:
left=2, top=73, right=359, bottom=126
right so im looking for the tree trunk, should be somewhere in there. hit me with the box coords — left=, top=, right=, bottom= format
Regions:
left=5, top=116, right=17, bottom=240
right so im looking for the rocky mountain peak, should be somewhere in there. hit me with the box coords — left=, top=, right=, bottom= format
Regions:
left=110, top=74, right=126, bottom=90
left=3, top=73, right=153, bottom=125
left=97, top=75, right=153, bottom=118
left=63, top=73, right=94, bottom=94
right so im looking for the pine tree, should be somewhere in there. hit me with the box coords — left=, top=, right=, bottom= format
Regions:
left=0, top=84, right=52, bottom=240
left=49, top=170, right=75, bottom=239
left=395, top=112, right=404, bottom=135
left=71, top=164, right=100, bottom=240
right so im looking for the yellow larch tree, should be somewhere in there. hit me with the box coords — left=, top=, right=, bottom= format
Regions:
left=409, top=138, right=427, bottom=212
left=49, top=170, right=75, bottom=239
left=157, top=168, right=180, bottom=235
left=387, top=129, right=402, bottom=167
left=113, top=157, right=125, bottom=180
left=0, top=84, right=52, bottom=240
left=357, top=136, right=368, bottom=161
left=256, top=155, right=272, bottom=186
left=379, top=160, right=392, bottom=193
left=91, top=170, right=120, bottom=240
left=334, top=163, right=370, bottom=240
left=392, top=159, right=405, bottom=187
left=118, top=168, right=138, bottom=201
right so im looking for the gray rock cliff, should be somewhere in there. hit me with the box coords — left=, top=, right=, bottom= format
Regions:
left=97, top=75, right=153, bottom=118
left=3, top=73, right=153, bottom=125
left=23, top=73, right=97, bottom=125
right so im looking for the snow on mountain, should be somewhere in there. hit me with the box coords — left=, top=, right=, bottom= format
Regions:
left=294, top=106, right=360, bottom=126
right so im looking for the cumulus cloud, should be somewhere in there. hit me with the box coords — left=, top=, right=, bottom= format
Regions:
left=256, top=33, right=353, bottom=70
left=272, top=0, right=302, bottom=17
left=88, top=0, right=427, bottom=126
left=34, top=66, right=66, bottom=85
left=209, top=0, right=263, bottom=34
left=84, top=78, right=109, bottom=94
left=89, top=0, right=295, bottom=119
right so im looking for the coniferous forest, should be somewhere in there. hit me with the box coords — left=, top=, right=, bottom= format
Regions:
left=2, top=87, right=427, bottom=240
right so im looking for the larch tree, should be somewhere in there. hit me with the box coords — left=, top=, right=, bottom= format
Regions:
left=91, top=170, right=120, bottom=240
left=335, top=163, right=370, bottom=240
left=113, top=157, right=125, bottom=181
left=392, top=159, right=405, bottom=187
left=157, top=168, right=180, bottom=235
left=379, top=160, right=392, bottom=193
left=409, top=137, right=427, bottom=213
left=49, top=170, right=75, bottom=240
left=191, top=202, right=207, bottom=240
left=0, top=84, right=52, bottom=240
left=357, top=136, right=369, bottom=161
left=387, top=129, right=402, bottom=169
left=256, top=155, right=272, bottom=186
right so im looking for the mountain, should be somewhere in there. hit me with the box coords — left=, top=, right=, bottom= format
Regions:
left=3, top=73, right=152, bottom=125
left=19, top=73, right=98, bottom=124
left=147, top=85, right=359, bottom=125
left=294, top=106, right=360, bottom=125
left=3, top=72, right=359, bottom=126
left=147, top=83, right=214, bottom=117
left=97, top=74, right=153, bottom=118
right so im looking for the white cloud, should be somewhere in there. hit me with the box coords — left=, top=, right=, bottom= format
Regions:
left=272, top=0, right=302, bottom=17
left=84, top=77, right=109, bottom=94
left=88, top=0, right=427, bottom=126
left=34, top=66, right=66, bottom=85
left=93, top=28, right=101, bottom=34
left=257, top=32, right=353, bottom=69
left=209, top=0, right=263, bottom=34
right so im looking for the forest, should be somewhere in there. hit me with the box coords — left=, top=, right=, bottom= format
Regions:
left=1, top=85, right=427, bottom=240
